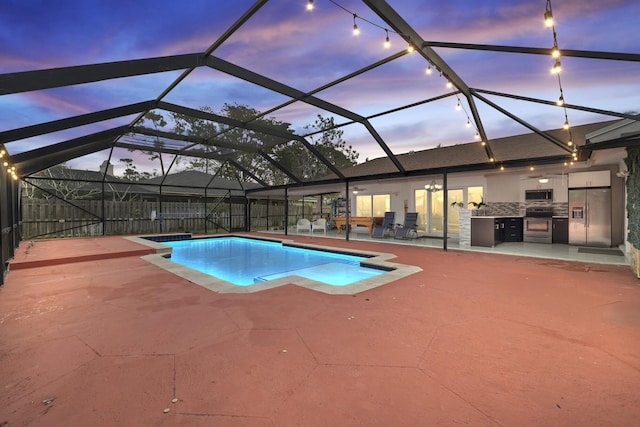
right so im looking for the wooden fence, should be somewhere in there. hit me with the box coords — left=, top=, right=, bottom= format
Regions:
left=21, top=198, right=313, bottom=239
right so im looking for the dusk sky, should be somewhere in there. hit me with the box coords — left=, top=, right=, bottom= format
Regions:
left=1, top=0, right=639, bottom=175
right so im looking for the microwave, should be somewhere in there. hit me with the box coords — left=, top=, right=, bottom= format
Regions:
left=525, top=189, right=553, bottom=200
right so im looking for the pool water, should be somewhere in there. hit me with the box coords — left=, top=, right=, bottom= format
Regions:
left=163, top=237, right=384, bottom=286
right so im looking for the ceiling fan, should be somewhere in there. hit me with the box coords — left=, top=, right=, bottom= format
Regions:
left=351, top=186, right=366, bottom=194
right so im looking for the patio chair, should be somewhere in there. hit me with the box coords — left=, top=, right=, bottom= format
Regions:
left=394, top=212, right=418, bottom=240
left=311, top=218, right=327, bottom=235
left=372, top=212, right=395, bottom=238
left=296, top=218, right=311, bottom=234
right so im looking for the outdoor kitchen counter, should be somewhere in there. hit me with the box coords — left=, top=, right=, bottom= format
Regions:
left=470, top=216, right=523, bottom=247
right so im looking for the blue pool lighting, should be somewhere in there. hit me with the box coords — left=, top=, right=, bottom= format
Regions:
left=162, top=236, right=385, bottom=286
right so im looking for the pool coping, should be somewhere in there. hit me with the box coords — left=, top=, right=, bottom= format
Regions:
left=126, top=234, right=422, bottom=295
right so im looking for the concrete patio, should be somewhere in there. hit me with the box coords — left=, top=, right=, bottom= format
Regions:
left=1, top=234, right=639, bottom=426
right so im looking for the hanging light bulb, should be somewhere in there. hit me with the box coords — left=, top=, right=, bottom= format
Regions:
left=481, top=141, right=486, bottom=146
left=489, top=157, right=494, bottom=162
left=407, top=44, right=414, bottom=53
left=551, top=43, right=561, bottom=58
left=544, top=10, right=554, bottom=27
left=384, top=30, right=390, bottom=48
left=551, top=59, right=561, bottom=74
left=557, top=94, right=564, bottom=106
left=474, top=132, right=480, bottom=140
left=500, top=165, right=505, bottom=171
left=352, top=14, right=359, bottom=35
left=425, top=65, right=432, bottom=75
left=567, top=139, right=573, bottom=146
left=306, top=0, right=313, bottom=11
left=446, top=80, right=453, bottom=89
left=455, top=100, right=461, bottom=111
left=563, top=120, right=569, bottom=130
left=466, top=119, right=471, bottom=127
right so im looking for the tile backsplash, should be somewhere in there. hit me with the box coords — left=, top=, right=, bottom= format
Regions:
left=484, top=201, right=568, bottom=217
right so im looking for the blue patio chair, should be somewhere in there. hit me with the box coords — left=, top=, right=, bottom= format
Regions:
left=394, top=212, right=418, bottom=240
left=372, top=212, right=396, bottom=238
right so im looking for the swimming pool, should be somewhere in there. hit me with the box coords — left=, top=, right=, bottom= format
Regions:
left=162, top=236, right=385, bottom=286
left=131, top=234, right=421, bottom=294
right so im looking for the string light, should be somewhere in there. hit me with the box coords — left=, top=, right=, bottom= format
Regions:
left=544, top=9, right=554, bottom=27
left=545, top=0, right=575, bottom=158
left=312, top=2, right=490, bottom=152
left=0, top=145, right=18, bottom=180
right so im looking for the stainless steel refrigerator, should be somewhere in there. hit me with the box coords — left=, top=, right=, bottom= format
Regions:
left=568, top=187, right=611, bottom=246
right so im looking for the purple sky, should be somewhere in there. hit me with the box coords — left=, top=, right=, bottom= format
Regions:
left=1, top=0, right=639, bottom=175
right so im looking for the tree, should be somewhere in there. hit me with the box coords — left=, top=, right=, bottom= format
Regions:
left=166, top=104, right=360, bottom=186
left=170, top=105, right=224, bottom=175
left=170, top=103, right=291, bottom=183
left=23, top=164, right=102, bottom=200
left=136, top=111, right=168, bottom=176
left=118, top=158, right=153, bottom=181
left=275, top=115, right=358, bottom=181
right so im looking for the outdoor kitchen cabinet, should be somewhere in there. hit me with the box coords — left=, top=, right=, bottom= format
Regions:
left=552, top=217, right=569, bottom=244
left=471, top=217, right=523, bottom=247
left=502, top=217, right=523, bottom=242
left=471, top=217, right=501, bottom=247
left=568, top=170, right=611, bottom=188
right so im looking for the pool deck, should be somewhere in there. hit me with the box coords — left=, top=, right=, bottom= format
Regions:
left=1, top=233, right=640, bottom=426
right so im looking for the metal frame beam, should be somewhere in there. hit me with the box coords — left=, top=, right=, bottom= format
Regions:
left=422, top=41, right=640, bottom=62
left=157, top=101, right=348, bottom=179
left=14, top=126, right=130, bottom=176
left=472, top=88, right=640, bottom=121
left=0, top=54, right=204, bottom=95
left=131, top=127, right=257, bottom=153
left=1, top=101, right=156, bottom=144
left=363, top=0, right=494, bottom=162
left=203, top=55, right=406, bottom=174
left=471, top=91, right=571, bottom=152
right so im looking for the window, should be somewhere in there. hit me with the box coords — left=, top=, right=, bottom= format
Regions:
left=467, top=186, right=484, bottom=206
left=414, top=185, right=484, bottom=235
left=355, top=194, right=390, bottom=217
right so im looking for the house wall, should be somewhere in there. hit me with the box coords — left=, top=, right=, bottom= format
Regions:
left=347, top=158, right=626, bottom=246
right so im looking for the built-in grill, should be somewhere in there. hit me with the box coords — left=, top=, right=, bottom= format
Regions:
left=523, top=207, right=553, bottom=244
